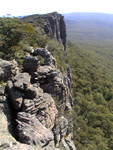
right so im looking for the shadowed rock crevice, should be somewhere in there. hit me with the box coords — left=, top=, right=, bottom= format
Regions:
left=5, top=99, right=19, bottom=141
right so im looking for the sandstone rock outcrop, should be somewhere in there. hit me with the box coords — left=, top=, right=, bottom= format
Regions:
left=6, top=71, right=58, bottom=149
left=23, top=48, right=73, bottom=112
left=0, top=44, right=76, bottom=149
left=43, top=13, right=67, bottom=50
left=22, top=87, right=58, bottom=130
left=0, top=59, right=19, bottom=81
left=5, top=47, right=75, bottom=149
left=21, top=13, right=67, bottom=50
left=53, top=116, right=68, bottom=147
left=0, top=85, right=38, bottom=150
left=23, top=48, right=75, bottom=148
left=0, top=12, right=77, bottom=150
left=23, top=55, right=39, bottom=78
left=33, top=48, right=57, bottom=67
left=17, top=112, right=54, bottom=147
left=7, top=80, right=23, bottom=110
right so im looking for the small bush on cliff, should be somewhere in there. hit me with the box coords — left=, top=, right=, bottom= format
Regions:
left=37, top=27, right=48, bottom=47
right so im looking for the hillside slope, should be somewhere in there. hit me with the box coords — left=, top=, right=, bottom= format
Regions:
left=67, top=41, right=113, bottom=150
left=64, top=12, right=113, bottom=43
left=64, top=13, right=113, bottom=149
left=64, top=12, right=113, bottom=80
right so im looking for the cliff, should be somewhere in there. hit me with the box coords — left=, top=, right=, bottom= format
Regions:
left=21, top=12, right=67, bottom=50
left=0, top=48, right=76, bottom=150
left=43, top=13, right=67, bottom=50
left=0, top=13, right=76, bottom=150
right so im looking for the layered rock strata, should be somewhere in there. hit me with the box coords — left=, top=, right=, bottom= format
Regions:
left=21, top=13, right=67, bottom=50
left=43, top=13, right=67, bottom=50
left=0, top=72, right=37, bottom=150
left=0, top=47, right=76, bottom=149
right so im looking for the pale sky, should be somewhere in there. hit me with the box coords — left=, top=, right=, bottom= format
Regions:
left=1, top=0, right=113, bottom=16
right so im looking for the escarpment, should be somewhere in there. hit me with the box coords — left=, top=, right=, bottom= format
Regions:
left=43, top=13, right=67, bottom=50
left=0, top=13, right=76, bottom=150
left=21, top=12, right=67, bottom=50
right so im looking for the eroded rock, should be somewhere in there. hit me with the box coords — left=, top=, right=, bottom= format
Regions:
left=43, top=13, right=67, bottom=50
left=17, top=112, right=54, bottom=147
left=6, top=47, right=76, bottom=149
left=34, top=48, right=57, bottom=67
left=0, top=59, right=19, bottom=81
left=13, top=73, right=31, bottom=91
left=53, top=116, right=68, bottom=147
left=23, top=55, right=39, bottom=74
left=7, top=80, right=23, bottom=110
left=22, top=88, right=58, bottom=130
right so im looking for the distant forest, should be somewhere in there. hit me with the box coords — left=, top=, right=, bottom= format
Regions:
left=64, top=13, right=113, bottom=150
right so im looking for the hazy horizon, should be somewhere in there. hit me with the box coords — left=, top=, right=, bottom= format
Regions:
left=2, top=12, right=113, bottom=18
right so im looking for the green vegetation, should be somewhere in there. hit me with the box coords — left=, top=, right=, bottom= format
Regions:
left=21, top=14, right=46, bottom=27
left=20, top=12, right=59, bottom=27
left=0, top=80, right=6, bottom=87
left=0, top=17, right=66, bottom=69
left=64, top=13, right=113, bottom=81
left=67, top=41, right=113, bottom=150
left=65, top=19, right=113, bottom=43
left=0, top=17, right=37, bottom=63
left=64, top=13, right=113, bottom=43
left=64, top=15, right=113, bottom=149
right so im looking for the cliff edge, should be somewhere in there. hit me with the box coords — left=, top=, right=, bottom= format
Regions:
left=0, top=13, right=76, bottom=150
left=21, top=12, right=67, bottom=50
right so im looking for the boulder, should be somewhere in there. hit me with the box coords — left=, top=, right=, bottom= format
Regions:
left=0, top=86, right=5, bottom=95
left=53, top=116, right=68, bottom=147
left=7, top=80, right=23, bottom=110
left=24, top=85, right=39, bottom=99
left=14, top=73, right=31, bottom=91
left=23, top=55, right=39, bottom=73
left=38, top=65, right=58, bottom=77
left=16, top=112, right=54, bottom=147
left=0, top=59, right=19, bottom=81
left=34, top=48, right=57, bottom=67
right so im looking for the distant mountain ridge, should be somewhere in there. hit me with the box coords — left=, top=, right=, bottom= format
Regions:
left=63, top=12, right=113, bottom=43
left=64, top=12, right=113, bottom=22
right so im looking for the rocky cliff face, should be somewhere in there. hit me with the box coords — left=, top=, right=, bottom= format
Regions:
left=0, top=13, right=76, bottom=150
left=43, top=13, right=67, bottom=50
left=21, top=12, right=67, bottom=50
left=0, top=47, right=76, bottom=150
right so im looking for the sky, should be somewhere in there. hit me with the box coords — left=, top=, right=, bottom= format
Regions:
left=1, top=0, right=113, bottom=16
